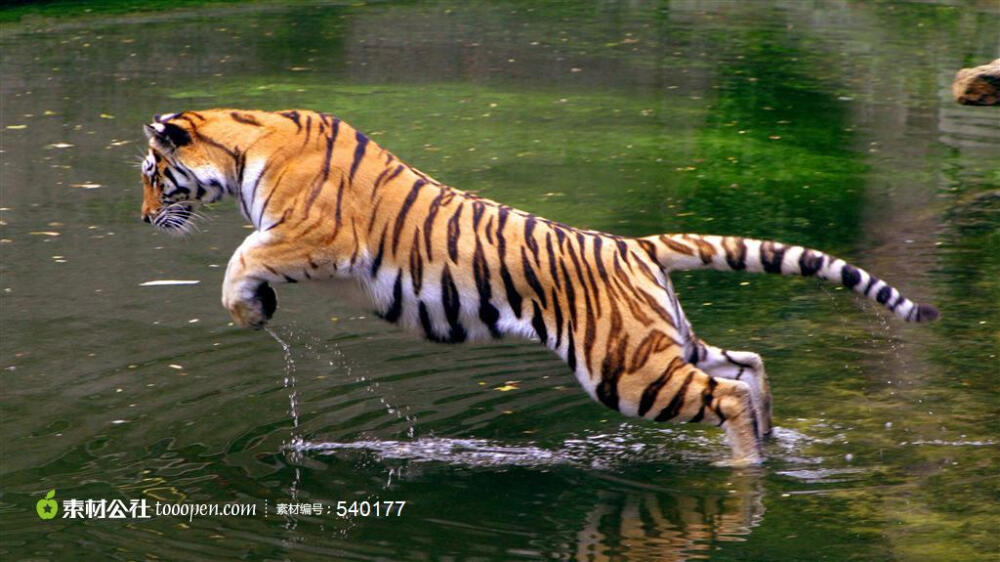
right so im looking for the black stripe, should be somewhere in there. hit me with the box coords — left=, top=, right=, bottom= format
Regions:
left=865, top=275, right=880, bottom=296
left=418, top=301, right=439, bottom=341
left=555, top=227, right=567, bottom=251
left=378, top=164, right=405, bottom=190
left=841, top=264, right=862, bottom=288
left=761, top=242, right=786, bottom=274
left=566, top=327, right=577, bottom=372
left=423, top=190, right=445, bottom=260
left=496, top=207, right=522, bottom=318
left=551, top=289, right=564, bottom=348
left=472, top=201, right=487, bottom=231
left=638, top=357, right=684, bottom=417
left=392, top=179, right=425, bottom=255
left=447, top=203, right=463, bottom=262
left=330, top=176, right=346, bottom=240
left=799, top=249, right=824, bottom=276
left=371, top=167, right=392, bottom=198
left=688, top=377, right=717, bottom=424
left=370, top=227, right=387, bottom=277
left=320, top=119, right=341, bottom=183
left=349, top=130, right=369, bottom=181
left=522, top=247, right=547, bottom=307
left=560, top=262, right=577, bottom=326
left=382, top=271, right=404, bottom=323
left=441, top=266, right=467, bottom=342
left=409, top=229, right=423, bottom=294
left=546, top=232, right=561, bottom=290
left=279, top=110, right=301, bottom=132
left=531, top=300, right=548, bottom=345
left=524, top=216, right=540, bottom=265
left=577, top=234, right=602, bottom=317
left=615, top=238, right=631, bottom=266
left=566, top=234, right=598, bottom=319
left=655, top=371, right=694, bottom=422
left=725, top=237, right=747, bottom=270
left=876, top=285, right=892, bottom=304
left=593, top=236, right=609, bottom=283
left=162, top=168, right=182, bottom=189
left=230, top=111, right=261, bottom=126
left=888, top=292, right=905, bottom=311
left=596, top=334, right=627, bottom=412
left=473, top=238, right=501, bottom=338
left=234, top=151, right=250, bottom=217
left=498, top=262, right=522, bottom=319
left=303, top=122, right=338, bottom=213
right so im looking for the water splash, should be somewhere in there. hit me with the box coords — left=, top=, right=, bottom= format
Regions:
left=286, top=423, right=729, bottom=470
left=265, top=326, right=300, bottom=432
left=293, top=331, right=418, bottom=439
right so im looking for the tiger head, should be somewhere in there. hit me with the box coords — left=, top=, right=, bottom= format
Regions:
left=140, top=114, right=229, bottom=233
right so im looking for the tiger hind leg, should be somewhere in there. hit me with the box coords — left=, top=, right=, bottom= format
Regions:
left=635, top=364, right=763, bottom=465
left=691, top=341, right=772, bottom=437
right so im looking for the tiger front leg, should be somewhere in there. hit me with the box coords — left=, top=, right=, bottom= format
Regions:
left=221, top=231, right=305, bottom=329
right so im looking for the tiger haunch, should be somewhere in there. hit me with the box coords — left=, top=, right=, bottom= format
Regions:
left=139, top=108, right=938, bottom=466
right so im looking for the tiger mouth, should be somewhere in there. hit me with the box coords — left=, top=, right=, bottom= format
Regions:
left=151, top=203, right=194, bottom=232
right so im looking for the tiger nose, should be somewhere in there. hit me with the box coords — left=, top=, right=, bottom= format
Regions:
left=141, top=214, right=151, bottom=224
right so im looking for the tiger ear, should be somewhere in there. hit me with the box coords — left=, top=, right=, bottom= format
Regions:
left=143, top=121, right=191, bottom=151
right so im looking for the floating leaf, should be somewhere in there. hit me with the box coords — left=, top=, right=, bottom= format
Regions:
left=71, top=182, right=101, bottom=189
left=29, top=231, right=60, bottom=236
left=494, top=381, right=520, bottom=392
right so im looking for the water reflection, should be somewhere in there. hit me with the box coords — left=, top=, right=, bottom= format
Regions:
left=574, top=475, right=763, bottom=562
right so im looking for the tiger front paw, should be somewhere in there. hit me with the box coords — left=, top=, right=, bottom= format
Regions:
left=222, top=282, right=277, bottom=329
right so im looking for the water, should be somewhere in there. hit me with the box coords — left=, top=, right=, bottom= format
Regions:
left=2, top=1, right=998, bottom=560
left=266, top=327, right=300, bottom=432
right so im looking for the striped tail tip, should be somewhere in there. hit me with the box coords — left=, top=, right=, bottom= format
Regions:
left=912, top=303, right=939, bottom=323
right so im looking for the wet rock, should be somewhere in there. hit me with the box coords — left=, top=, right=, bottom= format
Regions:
left=952, top=58, right=1000, bottom=106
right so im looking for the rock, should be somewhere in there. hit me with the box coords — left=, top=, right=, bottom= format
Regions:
left=953, top=59, right=1000, bottom=106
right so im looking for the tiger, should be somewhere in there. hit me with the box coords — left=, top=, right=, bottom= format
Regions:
left=139, top=108, right=939, bottom=465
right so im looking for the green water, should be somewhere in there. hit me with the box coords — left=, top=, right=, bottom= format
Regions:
left=2, top=1, right=998, bottom=560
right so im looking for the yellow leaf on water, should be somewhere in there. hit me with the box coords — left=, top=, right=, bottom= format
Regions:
left=100, top=113, right=115, bottom=119
left=6, top=125, right=26, bottom=130
left=29, top=231, right=60, bottom=236
left=494, top=384, right=519, bottom=392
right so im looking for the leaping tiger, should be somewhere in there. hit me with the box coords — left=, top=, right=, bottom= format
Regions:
left=139, top=109, right=938, bottom=465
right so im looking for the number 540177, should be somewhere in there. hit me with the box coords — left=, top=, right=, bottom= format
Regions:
left=335, top=500, right=406, bottom=517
